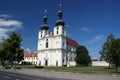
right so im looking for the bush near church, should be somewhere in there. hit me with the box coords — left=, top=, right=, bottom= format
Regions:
left=75, top=46, right=91, bottom=66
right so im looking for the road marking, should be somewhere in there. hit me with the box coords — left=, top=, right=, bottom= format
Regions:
left=16, top=79, right=20, bottom=80
left=3, top=76, right=10, bottom=79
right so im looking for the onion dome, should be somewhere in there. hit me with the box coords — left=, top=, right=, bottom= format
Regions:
left=56, top=4, right=65, bottom=26
left=41, top=10, right=49, bottom=30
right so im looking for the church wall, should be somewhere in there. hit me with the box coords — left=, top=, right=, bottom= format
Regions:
left=37, top=35, right=77, bottom=66
left=66, top=45, right=76, bottom=61
left=52, top=36, right=62, bottom=49
left=53, top=25, right=66, bottom=36
left=37, top=50, right=63, bottom=66
left=37, top=50, right=51, bottom=66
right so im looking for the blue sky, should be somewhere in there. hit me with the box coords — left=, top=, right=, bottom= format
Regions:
left=0, top=0, right=120, bottom=59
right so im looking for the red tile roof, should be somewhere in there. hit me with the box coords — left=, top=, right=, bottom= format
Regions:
left=66, top=37, right=79, bottom=48
left=24, top=53, right=37, bottom=57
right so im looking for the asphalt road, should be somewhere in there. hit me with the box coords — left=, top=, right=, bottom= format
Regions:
left=0, top=67, right=120, bottom=80
left=0, top=71, right=69, bottom=80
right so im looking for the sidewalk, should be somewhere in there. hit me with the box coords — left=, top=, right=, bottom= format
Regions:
left=0, top=67, right=120, bottom=80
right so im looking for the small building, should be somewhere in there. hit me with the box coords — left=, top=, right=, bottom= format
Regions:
left=24, top=53, right=38, bottom=65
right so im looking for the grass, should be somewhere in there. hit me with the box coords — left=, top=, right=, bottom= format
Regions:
left=44, top=66, right=120, bottom=74
left=1, top=64, right=119, bottom=75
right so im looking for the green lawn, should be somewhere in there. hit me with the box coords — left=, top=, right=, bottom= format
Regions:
left=1, top=64, right=119, bottom=74
left=44, top=66, right=120, bottom=74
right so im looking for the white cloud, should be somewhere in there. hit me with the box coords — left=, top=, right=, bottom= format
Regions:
left=80, top=27, right=91, bottom=32
left=95, top=34, right=104, bottom=39
left=0, top=14, right=11, bottom=18
left=21, top=47, right=31, bottom=53
left=83, top=34, right=105, bottom=44
left=0, top=19, right=22, bottom=27
left=0, top=14, right=23, bottom=42
left=26, top=48, right=31, bottom=53
left=0, top=28, right=8, bottom=41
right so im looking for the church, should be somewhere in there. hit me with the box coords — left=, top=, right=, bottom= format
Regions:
left=37, top=4, right=79, bottom=66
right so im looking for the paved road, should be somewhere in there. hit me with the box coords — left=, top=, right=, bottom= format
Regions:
left=0, top=71, right=68, bottom=80
left=0, top=67, right=120, bottom=80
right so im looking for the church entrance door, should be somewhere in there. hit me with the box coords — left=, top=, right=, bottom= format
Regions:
left=45, top=60, right=48, bottom=66
left=56, top=61, right=58, bottom=66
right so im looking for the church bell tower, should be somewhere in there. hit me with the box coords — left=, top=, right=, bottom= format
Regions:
left=54, top=4, right=66, bottom=36
left=38, top=10, right=49, bottom=39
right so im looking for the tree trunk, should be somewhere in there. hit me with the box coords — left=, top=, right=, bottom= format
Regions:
left=108, top=62, right=111, bottom=68
left=115, top=65, right=118, bottom=72
left=2, top=60, right=5, bottom=67
left=10, top=58, right=13, bottom=68
left=11, top=61, right=13, bottom=67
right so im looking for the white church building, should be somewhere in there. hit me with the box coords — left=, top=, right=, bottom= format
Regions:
left=37, top=5, right=79, bottom=66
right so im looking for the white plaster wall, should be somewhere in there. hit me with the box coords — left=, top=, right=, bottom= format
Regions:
left=66, top=45, right=76, bottom=61
left=54, top=25, right=66, bottom=36
left=24, top=57, right=38, bottom=65
left=37, top=50, right=63, bottom=66
left=38, top=31, right=41, bottom=39
left=92, top=61, right=109, bottom=66
left=38, top=36, right=61, bottom=51
left=37, top=25, right=77, bottom=66
left=69, top=61, right=76, bottom=66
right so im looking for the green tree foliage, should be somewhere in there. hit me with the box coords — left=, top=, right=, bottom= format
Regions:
left=7, top=32, right=24, bottom=67
left=100, top=33, right=115, bottom=67
left=75, top=46, right=91, bottom=66
left=111, top=39, right=120, bottom=72
left=0, top=32, right=24, bottom=67
left=0, top=40, right=9, bottom=67
left=16, top=48, right=24, bottom=62
left=100, top=33, right=120, bottom=72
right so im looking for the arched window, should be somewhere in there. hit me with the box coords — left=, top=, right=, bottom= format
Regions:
left=57, top=27, right=59, bottom=30
left=57, top=31, right=58, bottom=34
left=56, top=61, right=58, bottom=66
left=46, top=42, right=48, bottom=48
left=57, top=27, right=59, bottom=34
left=39, top=61, right=41, bottom=65
left=46, top=39, right=48, bottom=48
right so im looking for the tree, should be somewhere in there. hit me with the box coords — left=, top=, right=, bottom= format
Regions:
left=75, top=46, right=91, bottom=66
left=0, top=40, right=9, bottom=67
left=110, top=39, right=120, bottom=72
left=6, top=32, right=24, bottom=67
left=16, top=48, right=24, bottom=62
left=0, top=32, right=24, bottom=67
left=100, top=33, right=115, bottom=67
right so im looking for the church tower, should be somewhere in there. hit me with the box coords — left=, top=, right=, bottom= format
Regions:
left=53, top=4, right=67, bottom=66
left=53, top=4, right=67, bottom=50
left=38, top=10, right=49, bottom=51
left=38, top=10, right=49, bottom=39
left=54, top=4, right=66, bottom=36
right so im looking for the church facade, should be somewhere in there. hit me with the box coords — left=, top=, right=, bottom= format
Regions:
left=37, top=5, right=79, bottom=66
